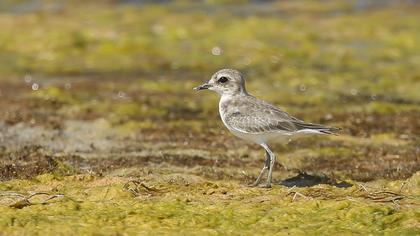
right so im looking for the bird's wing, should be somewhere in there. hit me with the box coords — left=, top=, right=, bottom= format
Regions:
left=221, top=96, right=299, bottom=134
left=221, top=95, right=341, bottom=134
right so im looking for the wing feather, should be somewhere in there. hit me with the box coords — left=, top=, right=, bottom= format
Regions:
left=221, top=96, right=298, bottom=133
left=220, top=95, right=340, bottom=135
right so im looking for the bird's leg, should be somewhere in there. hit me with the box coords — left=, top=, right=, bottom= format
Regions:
left=248, top=150, right=270, bottom=187
left=261, top=143, right=276, bottom=188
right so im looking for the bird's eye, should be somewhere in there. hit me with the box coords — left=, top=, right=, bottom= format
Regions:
left=218, top=76, right=228, bottom=83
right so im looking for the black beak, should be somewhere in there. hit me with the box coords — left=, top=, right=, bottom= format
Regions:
left=193, top=83, right=212, bottom=91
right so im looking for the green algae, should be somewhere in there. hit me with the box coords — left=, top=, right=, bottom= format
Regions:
left=0, top=1, right=419, bottom=235
left=30, top=86, right=77, bottom=105
left=0, top=173, right=419, bottom=235
left=0, top=2, right=419, bottom=106
left=2, top=1, right=418, bottom=123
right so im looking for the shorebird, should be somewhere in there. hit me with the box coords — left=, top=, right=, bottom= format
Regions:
left=194, top=69, right=340, bottom=188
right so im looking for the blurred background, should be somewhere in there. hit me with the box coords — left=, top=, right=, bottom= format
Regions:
left=0, top=0, right=419, bottom=186
left=0, top=1, right=419, bottom=234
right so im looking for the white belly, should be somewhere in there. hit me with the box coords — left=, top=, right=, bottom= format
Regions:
left=227, top=128, right=292, bottom=145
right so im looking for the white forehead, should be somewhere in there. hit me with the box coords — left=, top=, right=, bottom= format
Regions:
left=213, top=69, right=242, bottom=79
left=216, top=72, right=233, bottom=79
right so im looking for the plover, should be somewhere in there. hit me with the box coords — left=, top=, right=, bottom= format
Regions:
left=194, top=69, right=340, bottom=188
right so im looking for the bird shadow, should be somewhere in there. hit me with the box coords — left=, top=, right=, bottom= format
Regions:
left=279, top=172, right=352, bottom=188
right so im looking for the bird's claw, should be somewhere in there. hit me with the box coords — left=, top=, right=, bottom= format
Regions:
left=247, top=182, right=272, bottom=188
left=261, top=183, right=272, bottom=188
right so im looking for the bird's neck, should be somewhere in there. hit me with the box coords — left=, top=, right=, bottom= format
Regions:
left=220, top=91, right=249, bottom=104
left=221, top=88, right=248, bottom=97
left=237, top=85, right=248, bottom=96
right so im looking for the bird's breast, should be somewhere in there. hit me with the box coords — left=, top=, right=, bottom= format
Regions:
left=218, top=96, right=239, bottom=130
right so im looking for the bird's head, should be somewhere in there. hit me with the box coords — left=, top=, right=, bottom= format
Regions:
left=194, top=69, right=247, bottom=96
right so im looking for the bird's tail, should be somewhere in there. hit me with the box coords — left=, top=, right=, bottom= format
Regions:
left=293, top=122, right=342, bottom=135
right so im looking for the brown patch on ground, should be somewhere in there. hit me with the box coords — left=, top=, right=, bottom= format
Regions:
left=1, top=100, right=64, bottom=129
left=1, top=139, right=418, bottom=184
left=0, top=78, right=419, bottom=185
left=0, top=146, right=83, bottom=180
left=333, top=111, right=420, bottom=139
left=301, top=144, right=420, bottom=181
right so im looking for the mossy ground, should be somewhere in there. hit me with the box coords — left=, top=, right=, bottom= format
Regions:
left=0, top=173, right=419, bottom=235
left=0, top=0, right=419, bottom=235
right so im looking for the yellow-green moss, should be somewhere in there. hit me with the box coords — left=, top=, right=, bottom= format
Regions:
left=0, top=173, right=419, bottom=235
left=0, top=1, right=419, bottom=235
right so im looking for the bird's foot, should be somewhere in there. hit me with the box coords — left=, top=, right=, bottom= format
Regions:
left=261, top=183, right=272, bottom=188
left=247, top=182, right=272, bottom=188
left=247, top=181, right=260, bottom=187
